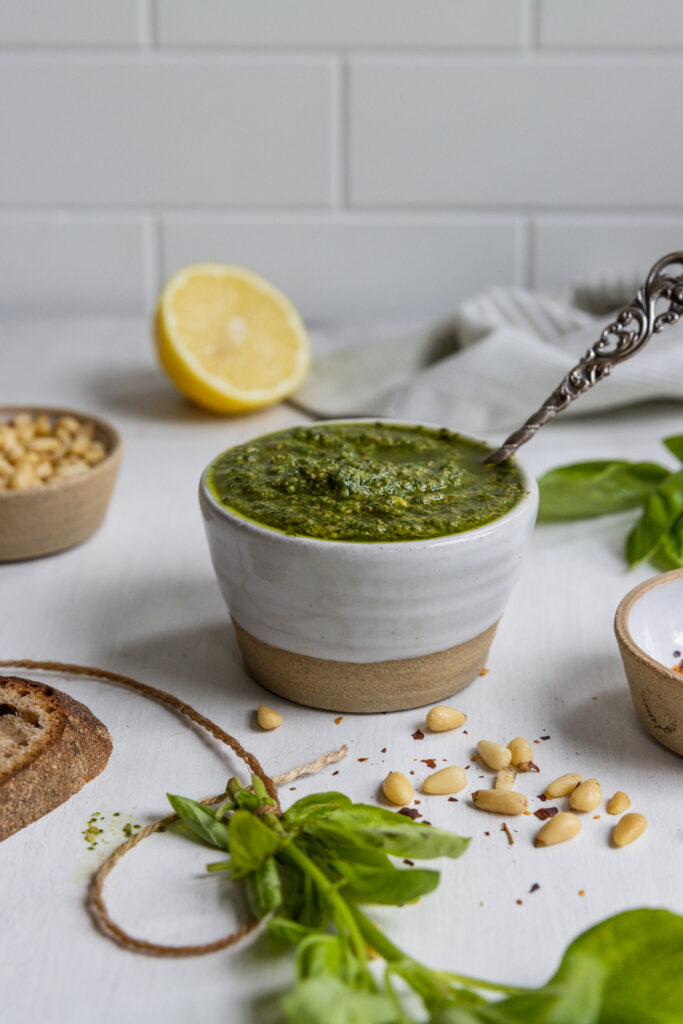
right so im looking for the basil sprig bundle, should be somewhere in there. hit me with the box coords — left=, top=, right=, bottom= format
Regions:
left=538, top=434, right=683, bottom=568
left=168, top=777, right=683, bottom=1023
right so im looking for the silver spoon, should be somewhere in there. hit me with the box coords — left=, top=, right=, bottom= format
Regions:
left=484, top=251, right=683, bottom=465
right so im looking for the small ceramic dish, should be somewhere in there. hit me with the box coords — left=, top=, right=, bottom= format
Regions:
left=615, top=569, right=683, bottom=756
left=199, top=420, right=538, bottom=713
left=0, top=406, right=122, bottom=562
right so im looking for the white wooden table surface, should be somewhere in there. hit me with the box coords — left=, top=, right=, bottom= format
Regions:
left=2, top=317, right=682, bottom=1024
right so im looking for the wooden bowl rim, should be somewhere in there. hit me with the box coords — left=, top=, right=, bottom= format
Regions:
left=614, top=568, right=683, bottom=690
left=0, top=404, right=122, bottom=501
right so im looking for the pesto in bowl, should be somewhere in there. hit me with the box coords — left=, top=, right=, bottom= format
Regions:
left=207, top=422, right=525, bottom=543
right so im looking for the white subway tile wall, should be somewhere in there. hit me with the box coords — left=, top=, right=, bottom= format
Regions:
left=1, top=0, right=682, bottom=316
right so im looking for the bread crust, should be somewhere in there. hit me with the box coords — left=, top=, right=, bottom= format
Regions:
left=0, top=676, right=112, bottom=842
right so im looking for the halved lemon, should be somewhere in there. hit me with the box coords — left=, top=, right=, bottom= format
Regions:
left=155, top=264, right=311, bottom=413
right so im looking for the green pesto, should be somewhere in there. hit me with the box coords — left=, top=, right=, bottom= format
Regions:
left=208, top=423, right=525, bottom=543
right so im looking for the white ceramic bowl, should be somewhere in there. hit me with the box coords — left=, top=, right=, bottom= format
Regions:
left=199, top=421, right=538, bottom=712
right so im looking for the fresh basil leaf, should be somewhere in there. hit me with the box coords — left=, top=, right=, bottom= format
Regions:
left=496, top=909, right=683, bottom=1024
left=663, top=435, right=683, bottom=464
left=228, top=809, right=283, bottom=879
left=166, top=794, right=231, bottom=851
left=537, top=461, right=669, bottom=522
left=332, top=858, right=440, bottom=905
left=282, top=977, right=397, bottom=1024
left=296, top=934, right=346, bottom=981
left=490, top=951, right=604, bottom=1024
left=652, top=512, right=683, bottom=570
left=284, top=792, right=353, bottom=825
left=267, top=915, right=315, bottom=945
left=626, top=469, right=683, bottom=566
left=245, top=856, right=282, bottom=919
left=307, top=805, right=470, bottom=860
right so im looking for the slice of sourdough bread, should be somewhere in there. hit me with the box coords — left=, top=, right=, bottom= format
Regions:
left=0, top=676, right=112, bottom=842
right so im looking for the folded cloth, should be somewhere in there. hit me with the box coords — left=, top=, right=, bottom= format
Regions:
left=292, top=279, right=683, bottom=433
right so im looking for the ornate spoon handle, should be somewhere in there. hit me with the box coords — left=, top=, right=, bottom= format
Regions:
left=484, top=251, right=683, bottom=465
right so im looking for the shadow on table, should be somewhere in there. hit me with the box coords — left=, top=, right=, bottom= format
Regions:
left=554, top=653, right=680, bottom=771
left=82, top=365, right=211, bottom=424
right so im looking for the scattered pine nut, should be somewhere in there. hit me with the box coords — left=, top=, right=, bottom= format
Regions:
left=472, top=790, right=528, bottom=815
left=507, top=736, right=533, bottom=768
left=613, top=813, right=647, bottom=848
left=426, top=706, right=466, bottom=732
left=607, top=791, right=631, bottom=816
left=535, top=811, right=581, bottom=847
left=569, top=778, right=601, bottom=813
left=257, top=704, right=283, bottom=731
left=544, top=773, right=582, bottom=799
left=422, top=765, right=466, bottom=796
left=383, top=772, right=414, bottom=806
left=495, top=766, right=516, bottom=792
left=476, top=740, right=511, bottom=771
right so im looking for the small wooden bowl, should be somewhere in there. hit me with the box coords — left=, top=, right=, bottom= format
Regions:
left=615, top=569, right=683, bottom=757
left=0, top=406, right=122, bottom=562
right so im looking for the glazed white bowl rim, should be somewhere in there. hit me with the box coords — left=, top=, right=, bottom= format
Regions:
left=615, top=568, right=683, bottom=688
left=199, top=417, right=539, bottom=552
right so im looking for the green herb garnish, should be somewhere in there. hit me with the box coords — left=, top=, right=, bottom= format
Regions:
left=537, top=434, right=683, bottom=568
left=167, top=777, right=683, bottom=1023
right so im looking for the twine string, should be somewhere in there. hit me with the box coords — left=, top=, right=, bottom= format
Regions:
left=0, top=658, right=347, bottom=958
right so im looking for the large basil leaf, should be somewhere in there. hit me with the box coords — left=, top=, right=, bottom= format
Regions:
left=305, top=804, right=470, bottom=860
left=284, top=792, right=353, bottom=825
left=332, top=858, right=440, bottom=905
left=494, top=909, right=683, bottom=1024
left=537, top=461, right=668, bottom=522
left=166, top=794, right=231, bottom=851
left=228, top=809, right=283, bottom=879
left=663, top=435, right=683, bottom=464
left=626, top=469, right=683, bottom=566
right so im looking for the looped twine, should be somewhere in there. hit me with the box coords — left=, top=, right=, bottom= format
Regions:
left=0, top=658, right=347, bottom=958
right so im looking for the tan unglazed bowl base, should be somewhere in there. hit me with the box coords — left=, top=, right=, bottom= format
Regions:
left=232, top=618, right=498, bottom=713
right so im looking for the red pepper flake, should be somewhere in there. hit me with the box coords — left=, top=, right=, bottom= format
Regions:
left=516, top=899, right=523, bottom=906
left=533, top=806, right=558, bottom=821
left=484, top=831, right=490, bottom=836
left=332, top=770, right=339, bottom=776
left=421, top=758, right=437, bottom=769
left=471, top=753, right=479, bottom=762
left=465, top=765, right=470, bottom=770
left=398, top=807, right=421, bottom=820
left=358, top=757, right=368, bottom=762
left=403, top=858, right=415, bottom=866
left=529, top=883, right=540, bottom=894
left=381, top=747, right=387, bottom=753
left=412, top=729, right=425, bottom=741
left=540, top=736, right=551, bottom=741
left=537, top=792, right=547, bottom=801
left=479, top=668, right=489, bottom=676
left=448, top=797, right=458, bottom=802
left=462, top=729, right=468, bottom=735
left=414, top=799, right=421, bottom=804
left=289, top=787, right=296, bottom=791
left=578, top=889, right=586, bottom=897
left=335, top=716, right=343, bottom=724
left=534, top=739, right=541, bottom=744
left=409, top=770, right=415, bottom=775
left=592, top=696, right=599, bottom=701
left=522, top=761, right=540, bottom=773
left=502, top=822, right=515, bottom=846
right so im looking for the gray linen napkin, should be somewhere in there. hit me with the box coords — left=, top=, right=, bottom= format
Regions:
left=292, top=280, right=683, bottom=432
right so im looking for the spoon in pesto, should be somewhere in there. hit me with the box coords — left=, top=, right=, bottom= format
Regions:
left=484, top=251, right=683, bottom=465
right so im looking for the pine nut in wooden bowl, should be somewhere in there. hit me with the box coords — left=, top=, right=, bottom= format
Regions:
left=0, top=406, right=122, bottom=562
